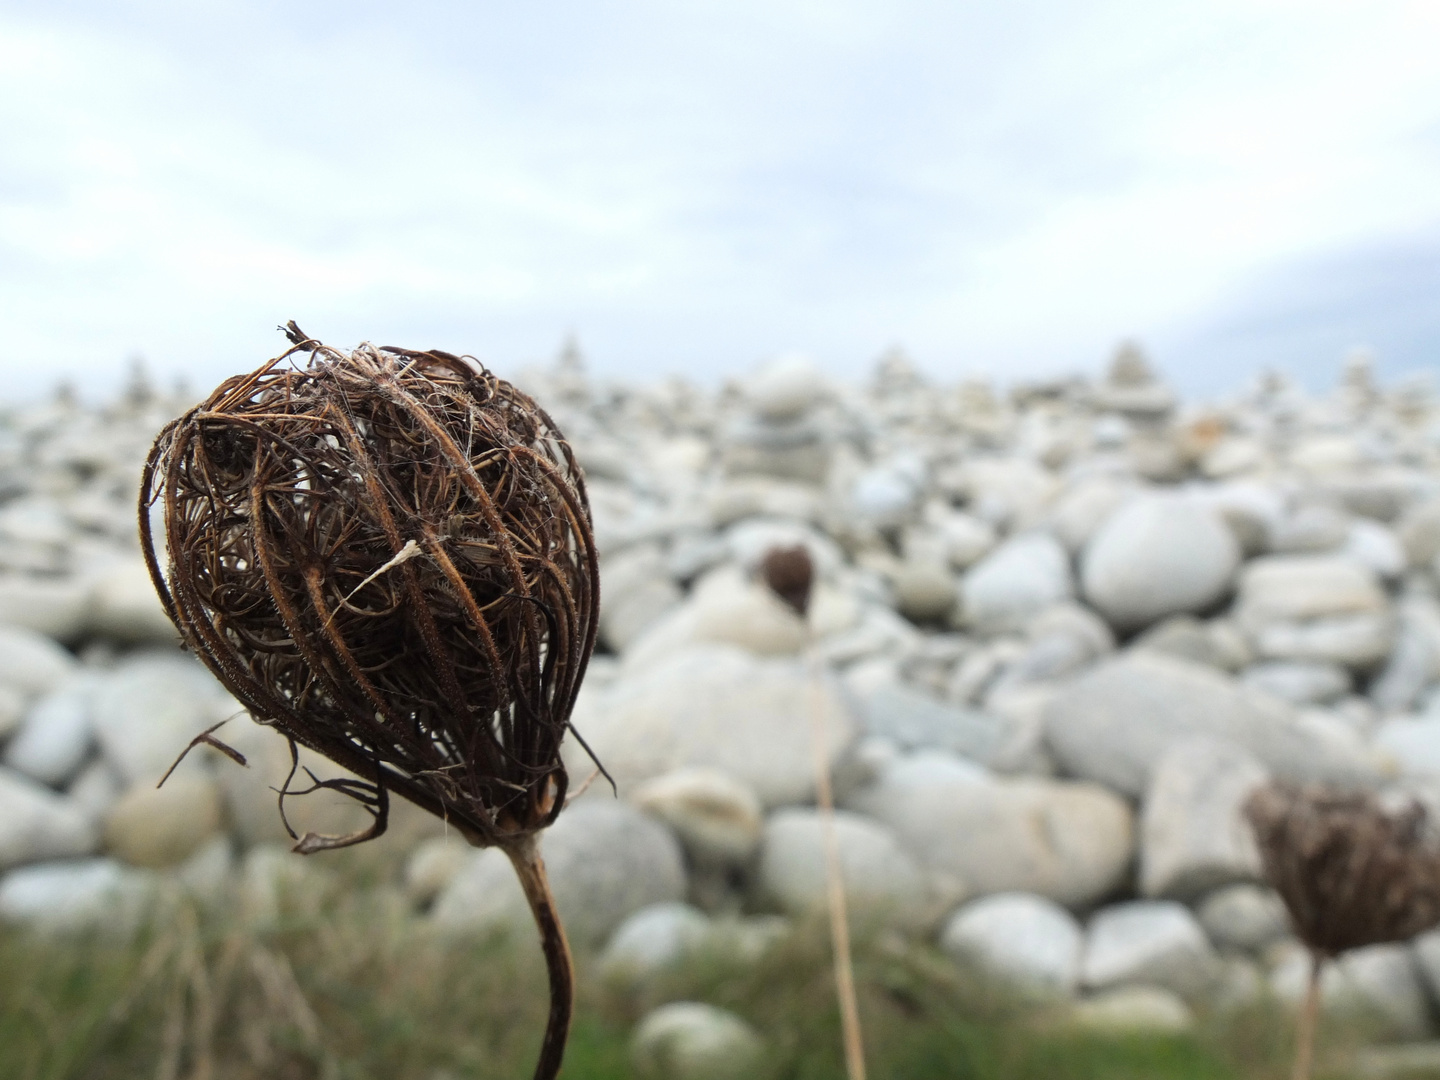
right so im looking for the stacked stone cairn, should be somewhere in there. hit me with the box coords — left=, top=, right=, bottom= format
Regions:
left=3, top=348, right=1440, bottom=1072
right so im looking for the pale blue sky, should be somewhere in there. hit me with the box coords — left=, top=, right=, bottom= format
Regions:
left=1, top=0, right=1438, bottom=401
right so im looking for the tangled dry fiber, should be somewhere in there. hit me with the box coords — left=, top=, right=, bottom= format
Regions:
left=1245, top=783, right=1440, bottom=1080
left=139, top=323, right=600, bottom=1080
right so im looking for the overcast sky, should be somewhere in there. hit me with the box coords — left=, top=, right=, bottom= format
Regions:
left=1, top=0, right=1437, bottom=402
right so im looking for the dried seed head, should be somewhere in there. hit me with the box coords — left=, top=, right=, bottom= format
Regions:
left=140, top=326, right=600, bottom=852
left=761, top=544, right=814, bottom=617
left=1244, top=782, right=1440, bottom=956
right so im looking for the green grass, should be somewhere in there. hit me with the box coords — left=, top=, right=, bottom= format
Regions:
left=0, top=853, right=1366, bottom=1080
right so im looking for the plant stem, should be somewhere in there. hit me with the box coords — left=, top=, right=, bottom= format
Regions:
left=807, top=647, right=867, bottom=1080
left=505, top=835, right=574, bottom=1080
left=1293, top=949, right=1323, bottom=1080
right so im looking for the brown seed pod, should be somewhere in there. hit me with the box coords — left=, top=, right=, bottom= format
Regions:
left=1245, top=782, right=1440, bottom=956
left=139, top=323, right=600, bottom=1080
left=1245, top=782, right=1440, bottom=1080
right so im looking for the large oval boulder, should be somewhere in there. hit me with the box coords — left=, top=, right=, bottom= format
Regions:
left=1043, top=653, right=1380, bottom=797
left=1081, top=496, right=1240, bottom=632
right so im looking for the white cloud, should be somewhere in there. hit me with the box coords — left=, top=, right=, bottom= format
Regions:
left=0, top=0, right=1437, bottom=399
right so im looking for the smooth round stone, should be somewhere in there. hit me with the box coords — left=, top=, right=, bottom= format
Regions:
left=600, top=902, right=711, bottom=982
left=1241, top=661, right=1351, bottom=705
left=433, top=800, right=686, bottom=948
left=848, top=751, right=1132, bottom=907
left=891, top=560, right=957, bottom=622
left=1080, top=495, right=1240, bottom=633
left=86, top=557, right=180, bottom=643
left=1195, top=884, right=1290, bottom=953
left=1082, top=901, right=1221, bottom=1000
left=757, top=807, right=931, bottom=926
left=1043, top=653, right=1380, bottom=798
left=91, top=654, right=234, bottom=785
left=959, top=532, right=1072, bottom=634
left=631, top=767, right=764, bottom=865
left=0, top=766, right=98, bottom=870
left=1138, top=738, right=1267, bottom=899
left=0, top=576, right=91, bottom=642
left=404, top=837, right=472, bottom=906
left=940, top=892, right=1084, bottom=996
left=562, top=644, right=856, bottom=808
left=631, top=1002, right=765, bottom=1080
left=103, top=775, right=223, bottom=869
left=3, top=679, right=96, bottom=786
left=0, top=624, right=77, bottom=699
left=1269, top=942, right=1432, bottom=1040
left=747, top=354, right=825, bottom=420
left=0, top=857, right=156, bottom=935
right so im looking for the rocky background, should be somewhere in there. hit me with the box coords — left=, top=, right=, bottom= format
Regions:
left=3, top=346, right=1440, bottom=1065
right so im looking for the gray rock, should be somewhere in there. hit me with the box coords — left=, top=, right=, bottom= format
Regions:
left=1132, top=615, right=1252, bottom=672
left=1070, top=986, right=1194, bottom=1033
left=1043, top=653, right=1381, bottom=798
left=631, top=767, right=764, bottom=866
left=1047, top=478, right=1133, bottom=554
left=1082, top=901, right=1222, bottom=1000
left=940, top=892, right=1084, bottom=996
left=403, top=837, right=471, bottom=906
left=1374, top=719, right=1440, bottom=777
left=847, top=751, right=1133, bottom=906
left=2, top=678, right=95, bottom=786
left=1270, top=942, right=1431, bottom=1040
left=1410, top=928, right=1440, bottom=1003
left=856, top=681, right=1018, bottom=766
left=0, top=576, right=90, bottom=641
left=1235, top=555, right=1393, bottom=669
left=850, top=464, right=922, bottom=527
left=600, top=544, right=683, bottom=652
left=0, top=767, right=98, bottom=869
left=563, top=645, right=856, bottom=808
left=1344, top=520, right=1407, bottom=580
left=86, top=556, right=179, bottom=643
left=1271, top=504, right=1351, bottom=554
left=959, top=532, right=1072, bottom=634
left=0, top=623, right=77, bottom=698
left=103, top=775, right=223, bottom=868
left=91, top=654, right=233, bottom=785
left=1371, top=596, right=1440, bottom=714
left=932, top=510, right=997, bottom=569
left=757, top=807, right=930, bottom=925
left=1195, top=884, right=1290, bottom=953
left=1399, top=496, right=1440, bottom=568
left=213, top=714, right=379, bottom=847
left=631, top=1002, right=765, bottom=1080
left=0, top=684, right=22, bottom=743
left=434, top=800, right=686, bottom=947
left=891, top=559, right=958, bottom=622
left=1081, top=496, right=1240, bottom=632
left=66, top=759, right=123, bottom=820
left=1139, top=739, right=1267, bottom=899
left=951, top=459, right=1060, bottom=533
left=0, top=857, right=155, bottom=935
left=600, top=902, right=711, bottom=982
left=747, top=354, right=825, bottom=420
left=1242, top=661, right=1352, bottom=705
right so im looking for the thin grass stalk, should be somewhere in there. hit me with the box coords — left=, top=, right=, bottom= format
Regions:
left=807, top=644, right=867, bottom=1080
left=1293, top=949, right=1323, bottom=1080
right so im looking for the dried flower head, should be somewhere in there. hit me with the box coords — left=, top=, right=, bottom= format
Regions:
left=1244, top=782, right=1440, bottom=956
left=140, top=324, right=600, bottom=1080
